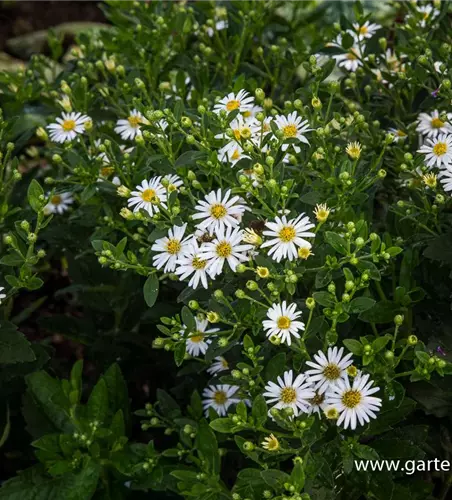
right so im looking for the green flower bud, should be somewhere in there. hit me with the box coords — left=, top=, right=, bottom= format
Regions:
left=408, top=335, right=418, bottom=346
left=394, top=315, right=404, bottom=326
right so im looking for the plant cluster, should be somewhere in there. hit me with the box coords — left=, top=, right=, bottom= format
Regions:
left=1, top=1, right=452, bottom=499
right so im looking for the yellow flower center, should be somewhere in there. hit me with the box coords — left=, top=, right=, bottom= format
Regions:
left=226, top=99, right=240, bottom=111
left=231, top=149, right=241, bottom=161
left=192, top=256, right=207, bottom=270
left=62, top=119, right=76, bottom=131
left=51, top=195, right=62, bottom=205
left=396, top=130, right=407, bottom=137
left=325, top=407, right=339, bottom=419
left=342, top=389, right=362, bottom=409
left=359, top=25, right=368, bottom=34
left=233, top=129, right=241, bottom=140
left=277, top=316, right=291, bottom=329
left=279, top=226, right=296, bottom=242
left=298, top=247, right=312, bottom=260
left=242, top=110, right=251, bottom=118
left=214, top=390, right=227, bottom=404
left=221, top=359, right=229, bottom=368
left=323, top=363, right=341, bottom=380
left=166, top=238, right=181, bottom=255
left=431, top=117, right=444, bottom=129
left=128, top=115, right=141, bottom=128
left=282, top=124, right=297, bottom=138
left=216, top=241, right=232, bottom=258
left=433, top=142, right=447, bottom=156
left=347, top=365, right=358, bottom=377
left=210, top=203, right=227, bottom=219
left=141, top=188, right=157, bottom=202
left=100, top=166, right=113, bottom=177
left=168, top=184, right=177, bottom=192
left=240, top=127, right=251, bottom=139
left=280, top=387, right=297, bottom=404
left=190, top=332, right=204, bottom=343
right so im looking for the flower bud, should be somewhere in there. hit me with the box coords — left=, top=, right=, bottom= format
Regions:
left=408, top=335, right=418, bottom=346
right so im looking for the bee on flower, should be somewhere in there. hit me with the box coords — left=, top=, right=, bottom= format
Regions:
left=114, top=109, right=149, bottom=140
left=47, top=112, right=91, bottom=143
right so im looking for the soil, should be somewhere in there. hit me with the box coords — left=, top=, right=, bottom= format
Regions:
left=0, top=1, right=106, bottom=56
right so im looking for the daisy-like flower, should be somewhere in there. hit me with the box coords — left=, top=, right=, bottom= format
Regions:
left=388, top=128, right=408, bottom=143
left=416, top=111, right=452, bottom=139
left=313, top=203, right=330, bottom=223
left=207, top=19, right=229, bottom=37
left=174, top=239, right=211, bottom=289
left=213, top=89, right=254, bottom=115
left=202, top=384, right=240, bottom=416
left=306, top=391, right=328, bottom=416
left=0, top=286, right=6, bottom=304
left=215, top=114, right=256, bottom=146
left=305, top=347, right=354, bottom=394
left=352, top=21, right=381, bottom=40
left=438, top=170, right=452, bottom=194
left=262, top=301, right=305, bottom=346
left=261, top=434, right=280, bottom=451
left=127, top=177, right=167, bottom=217
left=261, top=214, right=316, bottom=262
left=182, top=317, right=219, bottom=357
left=151, top=224, right=190, bottom=273
left=263, top=370, right=315, bottom=417
left=422, top=173, right=437, bottom=188
left=192, top=189, right=249, bottom=234
left=44, top=192, right=74, bottom=215
left=274, top=112, right=312, bottom=151
left=199, top=227, right=252, bottom=278
left=114, top=109, right=149, bottom=140
left=218, top=143, right=251, bottom=167
left=207, top=356, right=229, bottom=375
left=163, top=174, right=183, bottom=192
left=346, top=141, right=362, bottom=160
left=417, top=134, right=452, bottom=169
left=416, top=4, right=440, bottom=28
left=47, top=112, right=90, bottom=143
left=333, top=43, right=363, bottom=72
left=325, top=373, right=382, bottom=430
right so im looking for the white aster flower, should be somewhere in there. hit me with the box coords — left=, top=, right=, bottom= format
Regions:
left=243, top=105, right=263, bottom=119
left=325, top=373, right=382, bottom=430
left=192, top=189, right=249, bottom=234
left=207, top=356, right=229, bottom=375
left=44, top=192, right=74, bottom=215
left=199, top=227, right=252, bottom=278
left=182, top=317, right=219, bottom=357
left=47, top=112, right=90, bottom=143
left=163, top=174, right=183, bottom=192
left=417, top=134, right=452, bottom=169
left=416, top=4, right=440, bottom=27
left=213, top=89, right=254, bottom=115
left=434, top=61, right=446, bottom=74
left=262, top=301, right=305, bottom=346
left=438, top=169, right=452, bottom=194
left=151, top=224, right=190, bottom=273
left=352, top=21, right=381, bottom=40
left=218, top=144, right=251, bottom=166
left=127, top=177, right=167, bottom=216
left=416, top=111, right=452, bottom=139
left=114, top=109, right=149, bottom=140
left=274, top=112, right=312, bottom=151
left=207, top=19, right=229, bottom=37
left=175, top=239, right=211, bottom=289
left=388, top=128, right=408, bottom=143
left=263, top=370, right=315, bottom=417
left=0, top=286, right=6, bottom=304
left=261, top=214, right=315, bottom=262
left=305, top=347, right=354, bottom=394
left=202, top=384, right=240, bottom=416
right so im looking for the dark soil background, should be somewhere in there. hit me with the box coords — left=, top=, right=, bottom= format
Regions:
left=0, top=1, right=106, bottom=55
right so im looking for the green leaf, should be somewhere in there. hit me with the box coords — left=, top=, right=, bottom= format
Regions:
left=264, top=353, right=286, bottom=381
left=324, top=232, right=349, bottom=255
left=348, top=297, right=375, bottom=314
left=0, top=322, right=36, bottom=364
left=102, top=363, right=129, bottom=423
left=181, top=306, right=196, bottom=332
left=261, top=469, right=290, bottom=488
left=86, top=378, right=109, bottom=424
left=312, top=291, right=335, bottom=308
left=290, top=460, right=305, bottom=491
left=342, top=339, right=363, bottom=356
left=353, top=444, right=379, bottom=460
left=69, top=360, right=83, bottom=403
left=174, top=341, right=186, bottom=367
left=209, top=418, right=235, bottom=433
left=372, top=335, right=391, bottom=353
left=415, top=351, right=430, bottom=364
left=252, top=395, right=267, bottom=426
left=359, top=301, right=400, bottom=323
left=143, top=274, right=159, bottom=307
left=27, top=180, right=44, bottom=213
left=196, top=420, right=220, bottom=475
